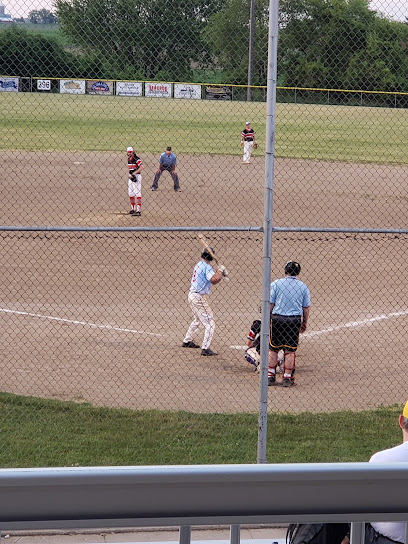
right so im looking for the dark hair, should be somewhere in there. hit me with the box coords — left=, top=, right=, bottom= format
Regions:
left=401, top=416, right=408, bottom=431
left=201, top=248, right=214, bottom=261
left=166, top=146, right=172, bottom=151
left=285, top=261, right=301, bottom=276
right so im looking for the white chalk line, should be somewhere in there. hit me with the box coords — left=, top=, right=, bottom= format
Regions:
left=230, top=309, right=408, bottom=349
left=0, top=307, right=163, bottom=337
left=2, top=307, right=407, bottom=346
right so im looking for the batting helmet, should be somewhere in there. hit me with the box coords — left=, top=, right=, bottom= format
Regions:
left=284, top=260, right=301, bottom=276
left=201, top=248, right=215, bottom=261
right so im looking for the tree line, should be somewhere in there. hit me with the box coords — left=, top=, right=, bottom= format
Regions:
left=1, top=0, right=408, bottom=93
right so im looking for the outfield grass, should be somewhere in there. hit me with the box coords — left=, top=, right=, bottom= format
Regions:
left=0, top=392, right=401, bottom=467
left=1, top=92, right=408, bottom=163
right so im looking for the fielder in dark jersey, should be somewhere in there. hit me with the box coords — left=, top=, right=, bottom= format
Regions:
left=240, top=121, right=257, bottom=163
left=127, top=146, right=143, bottom=215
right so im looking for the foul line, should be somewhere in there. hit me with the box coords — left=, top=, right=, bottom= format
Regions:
left=0, top=307, right=163, bottom=337
left=230, top=309, right=408, bottom=349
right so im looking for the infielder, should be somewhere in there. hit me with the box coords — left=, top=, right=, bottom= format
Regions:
left=182, top=248, right=227, bottom=356
left=240, top=121, right=257, bottom=164
left=127, top=146, right=143, bottom=215
left=151, top=146, right=181, bottom=192
left=268, top=261, right=311, bottom=387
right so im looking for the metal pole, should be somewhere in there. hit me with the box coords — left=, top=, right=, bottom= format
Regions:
left=179, top=525, right=192, bottom=544
left=257, top=0, right=279, bottom=464
left=350, top=522, right=365, bottom=544
left=230, top=524, right=241, bottom=544
left=247, top=0, right=256, bottom=101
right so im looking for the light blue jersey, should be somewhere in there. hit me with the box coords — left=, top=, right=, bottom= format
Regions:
left=159, top=152, right=177, bottom=168
left=189, top=260, right=215, bottom=295
left=270, top=276, right=311, bottom=315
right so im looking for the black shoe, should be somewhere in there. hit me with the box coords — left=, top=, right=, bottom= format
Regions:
left=134, top=211, right=141, bottom=216
left=129, top=209, right=135, bottom=215
left=201, top=348, right=218, bottom=356
left=182, top=341, right=200, bottom=348
left=282, top=378, right=295, bottom=387
left=268, top=376, right=278, bottom=386
left=174, top=188, right=181, bottom=192
left=151, top=187, right=158, bottom=191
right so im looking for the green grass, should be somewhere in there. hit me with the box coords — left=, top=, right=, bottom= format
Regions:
left=1, top=93, right=408, bottom=163
left=0, top=392, right=402, bottom=467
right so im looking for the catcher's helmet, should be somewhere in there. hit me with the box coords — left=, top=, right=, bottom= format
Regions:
left=201, top=248, right=215, bottom=261
left=284, top=260, right=301, bottom=276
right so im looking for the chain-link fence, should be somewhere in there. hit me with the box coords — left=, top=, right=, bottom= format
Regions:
left=0, top=0, right=407, bottom=466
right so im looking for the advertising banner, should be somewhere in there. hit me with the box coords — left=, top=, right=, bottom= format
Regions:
left=0, top=77, right=19, bottom=92
left=174, top=84, right=201, bottom=100
left=205, top=85, right=232, bottom=100
left=86, top=80, right=113, bottom=95
left=37, top=79, right=51, bottom=91
left=145, top=82, right=172, bottom=98
left=60, top=80, right=86, bottom=94
left=116, top=81, right=143, bottom=97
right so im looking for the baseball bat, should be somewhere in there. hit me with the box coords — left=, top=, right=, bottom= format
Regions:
left=196, top=233, right=219, bottom=264
left=196, top=234, right=230, bottom=281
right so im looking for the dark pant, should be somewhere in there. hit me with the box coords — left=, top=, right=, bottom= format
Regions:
left=269, top=314, right=302, bottom=351
left=152, top=166, right=180, bottom=190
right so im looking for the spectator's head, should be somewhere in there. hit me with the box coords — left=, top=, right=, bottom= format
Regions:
left=284, top=261, right=301, bottom=276
left=166, top=146, right=172, bottom=155
left=400, top=401, right=408, bottom=436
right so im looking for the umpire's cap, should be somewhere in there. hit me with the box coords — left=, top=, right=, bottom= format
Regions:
left=285, top=261, right=301, bottom=276
left=201, top=248, right=215, bottom=261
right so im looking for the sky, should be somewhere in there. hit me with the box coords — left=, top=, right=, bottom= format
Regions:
left=1, top=0, right=406, bottom=21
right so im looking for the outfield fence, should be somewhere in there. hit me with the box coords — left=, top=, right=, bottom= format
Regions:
left=0, top=0, right=408, bottom=467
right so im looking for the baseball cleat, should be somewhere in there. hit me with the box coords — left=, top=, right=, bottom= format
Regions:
left=134, top=211, right=141, bottom=216
left=174, top=188, right=182, bottom=192
left=282, top=378, right=295, bottom=387
left=182, top=341, right=200, bottom=348
left=268, top=376, right=278, bottom=386
left=151, top=187, right=158, bottom=191
left=129, top=209, right=136, bottom=214
left=201, top=348, right=218, bottom=356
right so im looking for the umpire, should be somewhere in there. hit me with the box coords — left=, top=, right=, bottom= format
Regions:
left=268, top=261, right=311, bottom=387
left=151, top=146, right=181, bottom=192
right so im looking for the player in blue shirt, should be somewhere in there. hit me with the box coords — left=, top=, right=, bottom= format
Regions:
left=268, top=261, right=311, bottom=387
left=151, top=146, right=181, bottom=192
left=182, top=248, right=226, bottom=356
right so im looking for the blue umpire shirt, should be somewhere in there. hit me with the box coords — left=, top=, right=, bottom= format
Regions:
left=159, top=152, right=177, bottom=168
left=270, top=276, right=311, bottom=316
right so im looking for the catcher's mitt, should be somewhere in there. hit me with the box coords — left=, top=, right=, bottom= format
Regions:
left=253, top=142, right=259, bottom=149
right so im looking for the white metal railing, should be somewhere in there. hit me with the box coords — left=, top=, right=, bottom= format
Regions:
left=0, top=463, right=407, bottom=543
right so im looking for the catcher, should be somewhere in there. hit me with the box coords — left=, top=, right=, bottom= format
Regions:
left=246, top=313, right=284, bottom=372
left=240, top=121, right=258, bottom=164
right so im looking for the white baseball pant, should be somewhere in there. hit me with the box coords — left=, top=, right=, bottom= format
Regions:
left=183, top=292, right=215, bottom=350
left=243, top=140, right=254, bottom=162
left=128, top=174, right=141, bottom=198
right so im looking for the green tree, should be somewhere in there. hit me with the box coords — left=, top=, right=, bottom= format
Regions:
left=204, top=0, right=269, bottom=85
left=29, top=9, right=58, bottom=24
left=56, top=0, right=226, bottom=81
left=0, top=26, right=101, bottom=78
left=278, top=0, right=408, bottom=91
left=204, top=0, right=408, bottom=90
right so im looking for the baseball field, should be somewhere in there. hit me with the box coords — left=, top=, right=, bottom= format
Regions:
left=1, top=92, right=408, bottom=416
